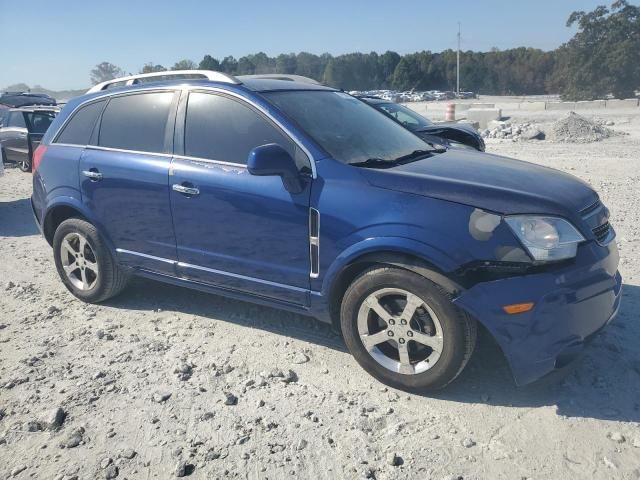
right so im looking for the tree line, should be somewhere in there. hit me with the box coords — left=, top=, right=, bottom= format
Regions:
left=89, top=1, right=637, bottom=100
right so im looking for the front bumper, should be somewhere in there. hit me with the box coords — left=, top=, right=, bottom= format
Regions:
left=454, top=240, right=621, bottom=385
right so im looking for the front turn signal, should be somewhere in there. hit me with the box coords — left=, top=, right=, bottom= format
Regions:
left=502, top=302, right=535, bottom=315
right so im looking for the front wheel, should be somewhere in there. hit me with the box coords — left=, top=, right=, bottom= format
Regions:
left=53, top=218, right=129, bottom=303
left=341, top=266, right=476, bottom=391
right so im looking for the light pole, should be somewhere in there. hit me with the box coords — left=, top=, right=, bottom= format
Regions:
left=456, top=22, right=461, bottom=96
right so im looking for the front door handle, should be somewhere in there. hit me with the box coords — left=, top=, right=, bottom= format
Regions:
left=82, top=169, right=103, bottom=181
left=172, top=183, right=200, bottom=196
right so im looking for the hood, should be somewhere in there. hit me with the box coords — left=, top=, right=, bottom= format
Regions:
left=419, top=123, right=484, bottom=151
left=423, top=121, right=478, bottom=136
left=360, top=149, right=597, bottom=219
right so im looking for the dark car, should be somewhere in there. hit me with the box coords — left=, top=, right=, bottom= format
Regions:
left=0, top=105, right=59, bottom=171
left=0, top=91, right=56, bottom=108
left=359, top=96, right=485, bottom=151
left=32, top=70, right=620, bottom=392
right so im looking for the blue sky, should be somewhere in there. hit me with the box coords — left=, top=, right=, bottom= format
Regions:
left=0, top=0, right=608, bottom=90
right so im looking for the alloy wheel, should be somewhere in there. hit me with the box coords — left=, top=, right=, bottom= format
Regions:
left=59, top=232, right=99, bottom=290
left=357, top=288, right=443, bottom=375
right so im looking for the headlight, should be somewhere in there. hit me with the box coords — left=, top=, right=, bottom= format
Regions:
left=504, top=216, right=585, bottom=261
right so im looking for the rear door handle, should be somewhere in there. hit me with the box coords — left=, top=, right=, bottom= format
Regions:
left=82, top=169, right=103, bottom=181
left=172, top=183, right=200, bottom=196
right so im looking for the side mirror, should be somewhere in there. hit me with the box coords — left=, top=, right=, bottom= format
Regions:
left=247, top=143, right=305, bottom=193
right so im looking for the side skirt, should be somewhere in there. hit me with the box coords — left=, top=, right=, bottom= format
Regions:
left=132, top=268, right=328, bottom=321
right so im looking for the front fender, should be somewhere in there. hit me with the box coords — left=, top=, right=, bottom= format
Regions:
left=320, top=236, right=459, bottom=298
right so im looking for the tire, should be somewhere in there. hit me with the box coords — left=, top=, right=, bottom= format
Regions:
left=341, top=266, right=476, bottom=392
left=17, top=155, right=31, bottom=173
left=53, top=218, right=129, bottom=303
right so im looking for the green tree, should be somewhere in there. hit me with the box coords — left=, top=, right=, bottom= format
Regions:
left=90, top=62, right=124, bottom=85
left=140, top=63, right=167, bottom=74
left=172, top=59, right=197, bottom=70
left=560, top=0, right=640, bottom=100
left=198, top=55, right=221, bottom=71
left=220, top=56, right=238, bottom=74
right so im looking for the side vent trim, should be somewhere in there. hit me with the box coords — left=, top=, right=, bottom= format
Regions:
left=309, top=208, right=320, bottom=278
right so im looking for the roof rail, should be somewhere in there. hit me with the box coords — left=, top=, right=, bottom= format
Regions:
left=237, top=74, right=321, bottom=85
left=86, top=70, right=241, bottom=94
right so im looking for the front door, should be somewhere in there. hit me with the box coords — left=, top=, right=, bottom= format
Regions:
left=170, top=91, right=312, bottom=305
left=80, top=90, right=179, bottom=275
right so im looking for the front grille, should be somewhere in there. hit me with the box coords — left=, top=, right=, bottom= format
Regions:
left=580, top=199, right=601, bottom=217
left=592, top=222, right=611, bottom=243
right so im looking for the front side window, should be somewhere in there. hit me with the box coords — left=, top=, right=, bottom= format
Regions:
left=264, top=91, right=431, bottom=165
left=8, top=112, right=27, bottom=129
left=184, top=92, right=292, bottom=165
left=99, top=92, right=174, bottom=153
left=56, top=100, right=105, bottom=145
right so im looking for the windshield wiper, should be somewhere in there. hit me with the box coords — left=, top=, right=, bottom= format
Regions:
left=392, top=148, right=445, bottom=163
left=350, top=148, right=447, bottom=169
left=349, top=157, right=395, bottom=168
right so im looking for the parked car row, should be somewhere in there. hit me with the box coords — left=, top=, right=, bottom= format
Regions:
left=31, top=70, right=620, bottom=392
left=349, top=89, right=477, bottom=102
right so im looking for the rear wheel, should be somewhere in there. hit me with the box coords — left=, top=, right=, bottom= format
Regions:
left=17, top=155, right=31, bottom=172
left=341, top=266, right=476, bottom=391
left=53, top=218, right=129, bottom=303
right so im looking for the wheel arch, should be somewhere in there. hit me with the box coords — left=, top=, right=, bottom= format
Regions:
left=42, top=199, right=106, bottom=248
left=325, top=249, right=464, bottom=330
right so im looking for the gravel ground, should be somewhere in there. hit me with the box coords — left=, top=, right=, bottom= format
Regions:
left=0, top=108, right=639, bottom=480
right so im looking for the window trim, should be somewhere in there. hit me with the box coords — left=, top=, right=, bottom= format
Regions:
left=178, top=89, right=312, bottom=172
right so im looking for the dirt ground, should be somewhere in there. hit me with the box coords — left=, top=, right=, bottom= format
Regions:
left=1, top=107, right=639, bottom=480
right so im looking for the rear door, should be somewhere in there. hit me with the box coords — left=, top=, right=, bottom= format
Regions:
left=80, top=90, right=179, bottom=275
left=24, top=110, right=57, bottom=163
left=169, top=91, right=312, bottom=305
left=0, top=111, right=29, bottom=163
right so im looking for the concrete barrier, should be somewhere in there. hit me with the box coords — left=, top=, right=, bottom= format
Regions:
left=520, top=102, right=546, bottom=111
left=576, top=100, right=606, bottom=109
left=606, top=98, right=639, bottom=108
left=546, top=102, right=578, bottom=110
left=466, top=108, right=502, bottom=129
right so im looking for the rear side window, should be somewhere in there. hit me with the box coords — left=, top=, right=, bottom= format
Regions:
left=8, top=112, right=26, bottom=129
left=99, top=92, right=174, bottom=153
left=56, top=100, right=105, bottom=145
left=184, top=92, right=291, bottom=164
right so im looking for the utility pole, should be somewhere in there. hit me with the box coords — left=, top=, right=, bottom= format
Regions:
left=456, top=22, right=461, bottom=95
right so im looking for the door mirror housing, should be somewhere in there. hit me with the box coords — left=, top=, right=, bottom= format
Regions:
left=247, top=143, right=305, bottom=193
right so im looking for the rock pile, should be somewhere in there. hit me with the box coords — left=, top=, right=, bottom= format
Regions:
left=549, top=111, right=619, bottom=143
left=481, top=121, right=545, bottom=141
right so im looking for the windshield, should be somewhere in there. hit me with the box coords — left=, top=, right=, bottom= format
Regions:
left=376, top=102, right=433, bottom=130
left=263, top=91, right=431, bottom=165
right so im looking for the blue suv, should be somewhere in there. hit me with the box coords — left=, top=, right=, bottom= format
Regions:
left=31, top=71, right=622, bottom=391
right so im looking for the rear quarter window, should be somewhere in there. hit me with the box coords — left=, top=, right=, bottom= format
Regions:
left=99, top=92, right=175, bottom=154
left=55, top=100, right=105, bottom=145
